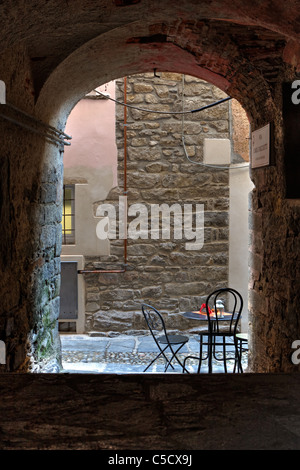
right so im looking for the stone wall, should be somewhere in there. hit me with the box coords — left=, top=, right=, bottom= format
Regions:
left=1, top=373, right=300, bottom=450
left=84, top=73, right=240, bottom=335
left=248, top=77, right=300, bottom=372
left=28, top=142, right=63, bottom=372
left=0, top=45, right=62, bottom=372
left=243, top=65, right=300, bottom=373
left=0, top=0, right=299, bottom=376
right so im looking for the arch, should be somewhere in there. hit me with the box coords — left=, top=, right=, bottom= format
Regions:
left=28, top=9, right=297, bottom=373
left=35, top=19, right=278, bottom=129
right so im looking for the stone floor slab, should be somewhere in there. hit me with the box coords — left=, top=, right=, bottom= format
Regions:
left=60, top=333, right=248, bottom=374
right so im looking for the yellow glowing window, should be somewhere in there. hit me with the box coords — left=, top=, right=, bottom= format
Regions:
left=62, top=185, right=75, bottom=244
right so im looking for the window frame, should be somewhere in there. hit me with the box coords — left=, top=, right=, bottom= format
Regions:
left=62, top=184, right=75, bottom=245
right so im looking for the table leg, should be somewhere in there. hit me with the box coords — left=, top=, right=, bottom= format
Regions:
left=208, top=335, right=213, bottom=373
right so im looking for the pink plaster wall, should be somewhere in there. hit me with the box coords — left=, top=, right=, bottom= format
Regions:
left=64, top=81, right=118, bottom=185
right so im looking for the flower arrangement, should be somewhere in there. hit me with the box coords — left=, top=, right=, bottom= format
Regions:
left=199, top=303, right=212, bottom=315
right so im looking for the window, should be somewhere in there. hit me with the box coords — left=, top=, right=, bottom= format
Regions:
left=62, top=184, right=75, bottom=244
left=283, top=82, right=300, bottom=198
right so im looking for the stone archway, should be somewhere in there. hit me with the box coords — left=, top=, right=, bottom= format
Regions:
left=1, top=1, right=300, bottom=453
left=0, top=1, right=298, bottom=372
left=32, top=15, right=297, bottom=373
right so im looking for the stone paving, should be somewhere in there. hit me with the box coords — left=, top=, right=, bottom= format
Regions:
left=60, top=333, right=248, bottom=374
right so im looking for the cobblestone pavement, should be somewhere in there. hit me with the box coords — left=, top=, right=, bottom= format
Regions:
left=60, top=334, right=248, bottom=374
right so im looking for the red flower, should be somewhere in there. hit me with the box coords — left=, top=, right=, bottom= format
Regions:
left=199, top=303, right=212, bottom=315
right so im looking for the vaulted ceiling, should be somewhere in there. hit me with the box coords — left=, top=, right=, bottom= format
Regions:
left=1, top=1, right=299, bottom=96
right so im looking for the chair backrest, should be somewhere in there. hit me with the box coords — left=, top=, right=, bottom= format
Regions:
left=205, top=288, right=243, bottom=334
left=142, top=304, right=168, bottom=343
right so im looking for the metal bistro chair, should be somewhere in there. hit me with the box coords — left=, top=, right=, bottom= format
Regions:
left=142, top=304, right=189, bottom=372
left=234, top=332, right=248, bottom=372
left=183, top=288, right=243, bottom=373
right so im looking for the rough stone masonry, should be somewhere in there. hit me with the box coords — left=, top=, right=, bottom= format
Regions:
left=83, top=72, right=249, bottom=335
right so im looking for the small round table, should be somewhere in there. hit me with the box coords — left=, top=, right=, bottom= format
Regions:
left=182, top=311, right=241, bottom=373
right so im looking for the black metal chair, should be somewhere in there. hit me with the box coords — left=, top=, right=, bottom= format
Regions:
left=142, top=303, right=189, bottom=372
left=234, top=332, right=248, bottom=372
left=183, top=288, right=243, bottom=373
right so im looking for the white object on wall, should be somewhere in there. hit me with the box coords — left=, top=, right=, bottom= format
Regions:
left=203, top=138, right=231, bottom=164
left=0, top=80, right=6, bottom=104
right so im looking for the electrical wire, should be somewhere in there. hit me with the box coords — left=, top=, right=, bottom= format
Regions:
left=0, top=102, right=72, bottom=146
left=180, top=75, right=249, bottom=170
left=0, top=111, right=70, bottom=146
left=6, top=102, right=72, bottom=141
left=95, top=78, right=249, bottom=170
left=95, top=88, right=232, bottom=115
left=181, top=135, right=249, bottom=169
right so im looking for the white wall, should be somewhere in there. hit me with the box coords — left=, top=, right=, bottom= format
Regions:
left=203, top=137, right=252, bottom=331
left=229, top=166, right=254, bottom=331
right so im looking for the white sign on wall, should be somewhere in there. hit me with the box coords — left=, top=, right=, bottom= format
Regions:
left=0, top=80, right=5, bottom=104
left=0, top=340, right=5, bottom=364
left=251, top=123, right=271, bottom=168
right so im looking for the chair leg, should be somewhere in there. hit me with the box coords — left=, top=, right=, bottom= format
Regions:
left=183, top=335, right=205, bottom=374
left=197, top=336, right=204, bottom=373
left=143, top=345, right=175, bottom=372
left=143, top=352, right=162, bottom=372
left=182, top=355, right=201, bottom=373
left=183, top=335, right=215, bottom=374
left=234, top=338, right=244, bottom=373
left=233, top=339, right=238, bottom=373
left=223, top=339, right=227, bottom=373
left=144, top=343, right=189, bottom=373
left=165, top=343, right=189, bottom=373
left=208, top=335, right=213, bottom=373
left=182, top=355, right=190, bottom=373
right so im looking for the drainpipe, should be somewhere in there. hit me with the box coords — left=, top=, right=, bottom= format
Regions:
left=123, top=76, right=128, bottom=268
left=78, top=78, right=128, bottom=275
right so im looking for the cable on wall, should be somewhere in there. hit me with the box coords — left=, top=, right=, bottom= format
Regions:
left=0, top=102, right=72, bottom=147
left=95, top=88, right=232, bottom=115
left=180, top=75, right=249, bottom=170
left=96, top=79, right=249, bottom=170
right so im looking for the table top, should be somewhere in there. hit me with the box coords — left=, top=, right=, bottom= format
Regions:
left=182, top=311, right=235, bottom=321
